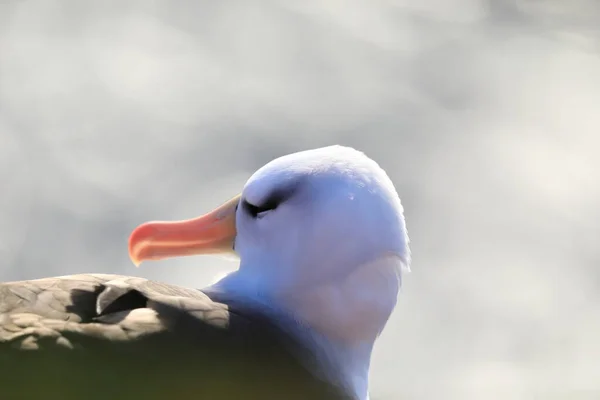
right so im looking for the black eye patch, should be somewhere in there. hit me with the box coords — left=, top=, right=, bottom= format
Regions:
left=242, top=198, right=277, bottom=218
left=242, top=185, right=297, bottom=218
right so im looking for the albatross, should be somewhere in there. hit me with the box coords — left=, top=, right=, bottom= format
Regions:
left=0, top=145, right=410, bottom=400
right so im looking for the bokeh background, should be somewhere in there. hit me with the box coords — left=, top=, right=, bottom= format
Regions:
left=1, top=1, right=599, bottom=399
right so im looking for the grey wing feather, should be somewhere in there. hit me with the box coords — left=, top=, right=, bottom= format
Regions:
left=0, top=274, right=228, bottom=350
left=0, top=274, right=352, bottom=400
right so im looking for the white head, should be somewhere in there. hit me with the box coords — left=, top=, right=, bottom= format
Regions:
left=236, top=145, right=409, bottom=289
left=129, top=145, right=410, bottom=399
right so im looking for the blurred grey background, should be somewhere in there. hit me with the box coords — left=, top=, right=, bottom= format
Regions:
left=1, top=1, right=599, bottom=399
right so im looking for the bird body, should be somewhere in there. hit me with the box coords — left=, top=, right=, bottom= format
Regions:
left=1, top=273, right=351, bottom=399
left=0, top=146, right=410, bottom=400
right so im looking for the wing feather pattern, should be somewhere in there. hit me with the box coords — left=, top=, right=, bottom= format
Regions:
left=0, top=274, right=350, bottom=400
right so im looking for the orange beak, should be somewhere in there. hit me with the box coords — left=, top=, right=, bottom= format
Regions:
left=128, top=195, right=240, bottom=266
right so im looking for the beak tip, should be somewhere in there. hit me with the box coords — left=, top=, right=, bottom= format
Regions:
left=128, top=222, right=154, bottom=268
left=128, top=249, right=142, bottom=267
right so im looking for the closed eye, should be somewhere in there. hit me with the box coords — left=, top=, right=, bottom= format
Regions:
left=241, top=183, right=299, bottom=219
left=242, top=198, right=278, bottom=218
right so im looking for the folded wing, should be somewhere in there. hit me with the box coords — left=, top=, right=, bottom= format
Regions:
left=0, top=274, right=350, bottom=400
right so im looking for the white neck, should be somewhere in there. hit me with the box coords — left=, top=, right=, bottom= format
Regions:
left=213, top=253, right=403, bottom=400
